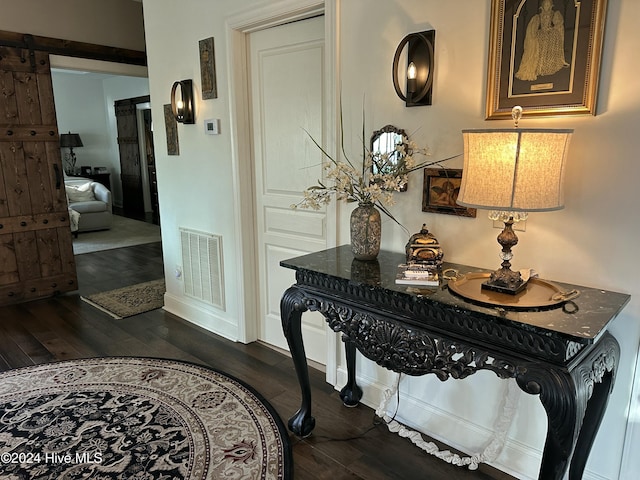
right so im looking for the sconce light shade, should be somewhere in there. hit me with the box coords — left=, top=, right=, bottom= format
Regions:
left=171, top=79, right=195, bottom=124
left=393, top=30, right=435, bottom=107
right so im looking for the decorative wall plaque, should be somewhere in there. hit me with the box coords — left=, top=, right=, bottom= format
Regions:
left=164, top=104, right=179, bottom=155
left=199, top=37, right=218, bottom=100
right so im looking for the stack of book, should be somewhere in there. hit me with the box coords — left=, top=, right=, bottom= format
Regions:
left=395, top=263, right=439, bottom=286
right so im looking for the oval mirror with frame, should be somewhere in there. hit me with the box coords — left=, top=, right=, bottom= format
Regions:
left=370, top=125, right=409, bottom=191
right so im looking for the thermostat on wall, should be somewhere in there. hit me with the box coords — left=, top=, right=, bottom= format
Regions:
left=204, top=118, right=220, bottom=135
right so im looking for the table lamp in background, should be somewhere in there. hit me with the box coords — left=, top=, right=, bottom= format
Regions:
left=60, top=131, right=83, bottom=175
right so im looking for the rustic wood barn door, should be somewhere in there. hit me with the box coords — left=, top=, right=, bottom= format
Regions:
left=0, top=45, right=77, bottom=306
left=115, top=97, right=145, bottom=217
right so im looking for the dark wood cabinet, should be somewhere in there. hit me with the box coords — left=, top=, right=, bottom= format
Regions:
left=115, top=101, right=143, bottom=217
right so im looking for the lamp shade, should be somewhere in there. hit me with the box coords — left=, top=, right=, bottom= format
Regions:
left=457, top=128, right=573, bottom=212
left=59, top=132, right=83, bottom=148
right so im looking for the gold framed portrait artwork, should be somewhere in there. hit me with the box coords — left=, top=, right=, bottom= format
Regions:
left=486, top=0, right=608, bottom=119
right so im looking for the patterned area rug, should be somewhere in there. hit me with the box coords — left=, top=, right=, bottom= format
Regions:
left=81, top=279, right=165, bottom=319
left=0, top=357, right=292, bottom=479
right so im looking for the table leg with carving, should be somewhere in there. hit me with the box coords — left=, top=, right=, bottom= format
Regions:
left=339, top=338, right=363, bottom=406
left=280, top=286, right=315, bottom=437
left=569, top=333, right=619, bottom=480
left=515, top=332, right=619, bottom=480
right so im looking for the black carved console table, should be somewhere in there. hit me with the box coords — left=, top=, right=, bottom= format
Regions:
left=280, top=246, right=630, bottom=480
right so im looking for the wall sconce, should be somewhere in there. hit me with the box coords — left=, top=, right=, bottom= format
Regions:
left=392, top=30, right=435, bottom=107
left=170, top=79, right=195, bottom=124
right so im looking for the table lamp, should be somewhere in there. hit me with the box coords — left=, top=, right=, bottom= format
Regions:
left=60, top=132, right=83, bottom=175
left=456, top=107, right=573, bottom=294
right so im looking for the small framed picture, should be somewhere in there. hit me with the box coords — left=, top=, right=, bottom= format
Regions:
left=80, top=166, right=92, bottom=176
left=422, top=169, right=476, bottom=218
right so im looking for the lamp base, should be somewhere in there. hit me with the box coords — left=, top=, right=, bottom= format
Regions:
left=481, top=215, right=528, bottom=295
left=481, top=267, right=527, bottom=295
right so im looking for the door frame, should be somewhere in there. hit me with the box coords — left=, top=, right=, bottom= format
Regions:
left=226, top=0, right=340, bottom=383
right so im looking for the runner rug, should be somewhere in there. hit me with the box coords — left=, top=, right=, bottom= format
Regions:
left=81, top=279, right=165, bottom=319
left=0, top=357, right=292, bottom=480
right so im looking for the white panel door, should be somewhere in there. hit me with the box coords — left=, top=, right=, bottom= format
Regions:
left=249, top=16, right=327, bottom=364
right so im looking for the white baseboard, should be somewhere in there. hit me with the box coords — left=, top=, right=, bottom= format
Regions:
left=334, top=366, right=539, bottom=480
left=334, top=366, right=615, bottom=480
left=163, top=292, right=239, bottom=341
left=583, top=470, right=612, bottom=480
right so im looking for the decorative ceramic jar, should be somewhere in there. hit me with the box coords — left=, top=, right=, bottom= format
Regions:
left=350, top=202, right=381, bottom=261
left=405, top=224, right=444, bottom=267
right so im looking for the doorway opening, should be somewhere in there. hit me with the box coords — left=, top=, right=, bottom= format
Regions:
left=50, top=57, right=161, bottom=257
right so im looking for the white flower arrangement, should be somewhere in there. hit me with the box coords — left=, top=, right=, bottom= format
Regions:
left=293, top=121, right=457, bottom=228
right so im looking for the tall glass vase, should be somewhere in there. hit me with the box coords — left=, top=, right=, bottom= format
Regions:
left=350, top=202, right=381, bottom=261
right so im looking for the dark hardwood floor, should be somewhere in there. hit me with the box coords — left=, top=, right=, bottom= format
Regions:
left=0, top=242, right=515, bottom=480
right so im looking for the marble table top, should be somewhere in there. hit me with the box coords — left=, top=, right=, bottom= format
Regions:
left=281, top=245, right=631, bottom=344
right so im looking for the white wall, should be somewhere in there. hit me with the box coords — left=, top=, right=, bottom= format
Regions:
left=52, top=71, right=113, bottom=172
left=142, top=0, right=249, bottom=340
left=142, top=1, right=640, bottom=479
